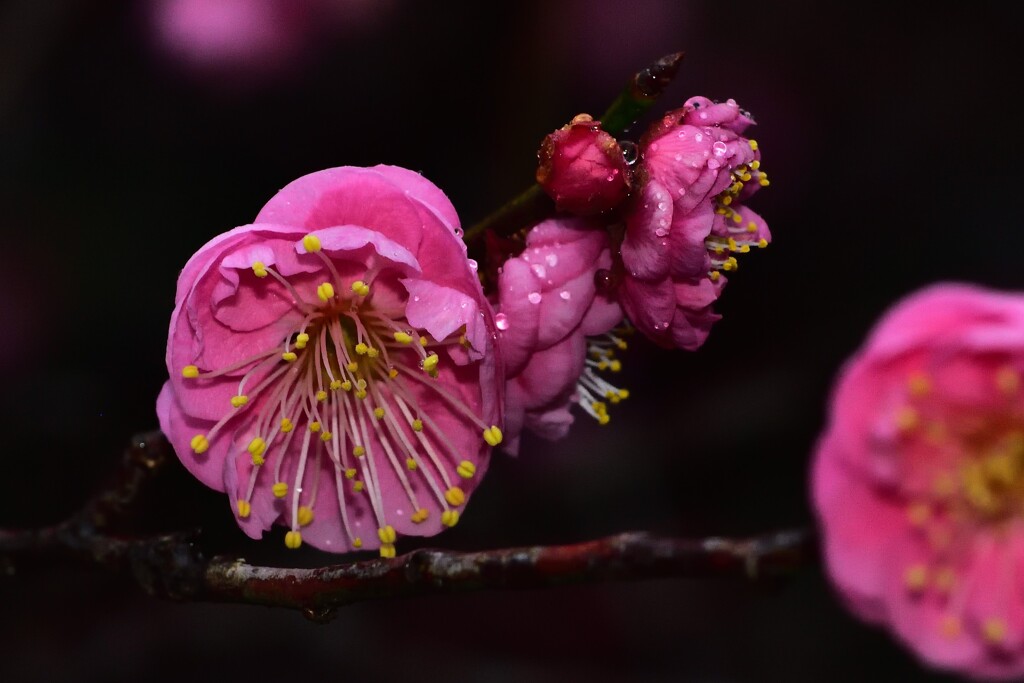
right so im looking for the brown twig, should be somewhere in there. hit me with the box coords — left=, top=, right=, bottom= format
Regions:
left=0, top=432, right=815, bottom=620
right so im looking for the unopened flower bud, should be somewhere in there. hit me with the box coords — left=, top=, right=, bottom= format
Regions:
left=536, top=114, right=630, bottom=215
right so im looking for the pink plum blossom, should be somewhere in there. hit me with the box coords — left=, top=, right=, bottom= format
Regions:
left=617, top=96, right=770, bottom=350
left=157, top=165, right=503, bottom=556
left=536, top=114, right=631, bottom=216
left=813, top=283, right=1024, bottom=679
left=495, top=217, right=625, bottom=452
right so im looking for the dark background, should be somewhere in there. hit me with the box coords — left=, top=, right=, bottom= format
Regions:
left=1, top=1, right=1020, bottom=681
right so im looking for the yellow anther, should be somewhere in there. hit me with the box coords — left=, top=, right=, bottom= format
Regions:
left=412, top=419, right=424, bottom=432
left=709, top=271, right=721, bottom=282
left=344, top=467, right=357, bottom=480
left=341, top=380, right=352, bottom=391
left=904, top=564, right=928, bottom=591
left=732, top=212, right=743, bottom=223
left=722, top=258, right=737, bottom=271
left=441, top=510, right=460, bottom=527
left=895, top=406, right=918, bottom=432
left=284, top=530, right=302, bottom=549
left=280, top=417, right=294, bottom=433
left=355, top=342, right=369, bottom=355
left=316, top=282, right=335, bottom=302
left=934, top=567, right=956, bottom=594
left=353, top=445, right=366, bottom=457
left=330, top=379, right=343, bottom=391
left=302, top=234, right=322, bottom=253
left=715, top=206, right=727, bottom=216
left=406, top=458, right=418, bottom=471
left=181, top=365, right=200, bottom=378
left=713, top=245, right=724, bottom=255
left=352, top=537, right=363, bottom=549
left=727, top=237, right=738, bottom=251
left=272, top=482, right=288, bottom=498
left=378, top=525, right=397, bottom=544
left=230, top=395, right=249, bottom=408
left=346, top=361, right=359, bottom=372
left=374, top=407, right=385, bottom=419
left=353, top=481, right=364, bottom=492
left=598, top=414, right=611, bottom=425
left=747, top=221, right=758, bottom=233
left=295, top=332, right=310, bottom=349
left=355, top=389, right=367, bottom=399
left=320, top=430, right=332, bottom=442
left=444, top=486, right=466, bottom=506
left=236, top=499, right=251, bottom=518
left=907, top=502, right=930, bottom=527
left=758, top=177, right=770, bottom=187
left=394, top=331, right=413, bottom=345
left=609, top=360, right=622, bottom=372
left=315, top=390, right=328, bottom=402
left=740, top=173, right=752, bottom=182
left=598, top=360, right=609, bottom=371
left=749, top=139, right=758, bottom=151
left=309, top=421, right=321, bottom=433
left=984, top=618, right=1007, bottom=644
left=367, top=347, right=379, bottom=358
left=939, top=615, right=961, bottom=639
left=380, top=543, right=396, bottom=558
left=997, top=366, right=1020, bottom=395
left=411, top=508, right=429, bottom=523
left=721, top=195, right=733, bottom=206
left=618, top=389, right=630, bottom=399
left=482, top=425, right=503, bottom=447
left=282, top=351, right=298, bottom=362
left=750, top=160, right=761, bottom=170
left=297, top=506, right=314, bottom=527
left=190, top=434, right=209, bottom=454
left=457, top=461, right=476, bottom=479
left=357, top=379, right=367, bottom=390
left=351, top=280, right=370, bottom=296
left=459, top=334, right=469, bottom=348
left=388, top=368, right=399, bottom=379
left=419, top=336, right=429, bottom=347
left=757, top=238, right=768, bottom=248
left=251, top=261, right=268, bottom=278
left=251, top=454, right=265, bottom=466
left=247, top=437, right=267, bottom=458
left=422, top=353, right=439, bottom=373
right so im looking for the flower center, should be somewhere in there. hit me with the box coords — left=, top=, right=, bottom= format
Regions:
left=180, top=233, right=500, bottom=555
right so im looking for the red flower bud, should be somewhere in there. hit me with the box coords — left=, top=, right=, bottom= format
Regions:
left=536, top=114, right=630, bottom=215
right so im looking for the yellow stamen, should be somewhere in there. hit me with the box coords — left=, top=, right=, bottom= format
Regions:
left=320, top=430, right=332, bottom=442
left=456, top=461, right=476, bottom=479
left=374, top=407, right=385, bottom=419
left=411, top=508, right=429, bottom=523
left=352, top=537, right=363, bottom=549
left=355, top=342, right=369, bottom=355
left=317, top=282, right=335, bottom=302
left=280, top=417, right=294, bottom=433
left=444, top=486, right=466, bottom=506
left=422, top=353, right=439, bottom=373
left=272, top=482, right=288, bottom=498
left=295, top=333, right=309, bottom=349
left=302, top=234, right=322, bottom=252
left=330, top=379, right=343, bottom=391
left=394, top=331, right=413, bottom=345
left=904, top=564, right=928, bottom=591
left=353, top=445, right=366, bottom=457
left=983, top=618, right=1007, bottom=644
left=251, top=261, right=268, bottom=278
left=380, top=544, right=396, bottom=558
left=378, top=526, right=397, bottom=544
left=406, top=458, right=418, bottom=471
left=282, top=351, right=297, bottom=362
left=353, top=481, right=364, bottom=492
left=181, top=365, right=199, bottom=378
left=247, top=437, right=266, bottom=458
left=190, top=434, right=209, bottom=454
left=236, top=499, right=251, bottom=518
left=297, top=506, right=314, bottom=526
left=316, top=390, right=328, bottom=402
left=344, top=468, right=357, bottom=479
left=351, top=280, right=370, bottom=297
left=412, top=419, right=423, bottom=432
left=284, top=530, right=302, bottom=549
left=309, top=421, right=321, bottom=433
left=441, top=510, right=460, bottom=527
left=230, top=395, right=249, bottom=408
left=482, top=425, right=503, bottom=447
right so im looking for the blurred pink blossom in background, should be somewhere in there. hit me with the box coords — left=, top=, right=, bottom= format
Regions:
left=814, top=284, right=1024, bottom=680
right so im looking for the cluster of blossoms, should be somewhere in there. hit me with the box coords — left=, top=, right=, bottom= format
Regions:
left=158, top=94, right=771, bottom=555
left=814, top=285, right=1024, bottom=679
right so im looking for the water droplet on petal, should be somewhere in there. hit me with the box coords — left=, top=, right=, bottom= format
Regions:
left=650, top=143, right=659, bottom=153
left=677, top=187, right=687, bottom=196
left=699, top=112, right=708, bottom=120
left=713, top=141, right=728, bottom=156
left=413, top=296, right=420, bottom=302
left=527, top=292, right=542, bottom=304
left=468, top=259, right=478, bottom=272
left=694, top=133, right=703, bottom=143
left=531, top=264, right=546, bottom=278
left=559, top=290, right=571, bottom=301
left=707, top=159, right=721, bottom=170
left=494, top=313, right=509, bottom=330
left=620, top=140, right=638, bottom=165
left=655, top=227, right=669, bottom=237
left=545, top=253, right=558, bottom=267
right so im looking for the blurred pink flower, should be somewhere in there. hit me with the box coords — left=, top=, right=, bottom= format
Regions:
left=536, top=114, right=630, bottom=216
left=158, top=165, right=503, bottom=556
left=495, top=217, right=624, bottom=452
left=617, top=97, right=770, bottom=350
left=813, top=284, right=1024, bottom=679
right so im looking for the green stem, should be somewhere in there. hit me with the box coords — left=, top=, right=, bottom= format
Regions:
left=464, top=52, right=685, bottom=245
